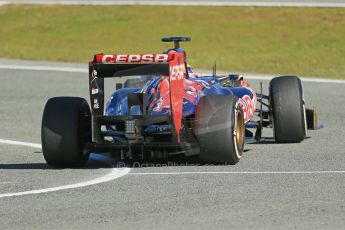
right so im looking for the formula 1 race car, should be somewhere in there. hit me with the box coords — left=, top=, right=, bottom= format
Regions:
left=41, top=37, right=318, bottom=168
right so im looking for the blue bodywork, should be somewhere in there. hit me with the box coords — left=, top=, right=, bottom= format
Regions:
left=105, top=76, right=256, bottom=141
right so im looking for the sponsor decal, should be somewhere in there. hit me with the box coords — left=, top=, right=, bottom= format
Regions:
left=169, top=63, right=185, bottom=81
left=100, top=54, right=170, bottom=64
left=91, top=88, right=98, bottom=95
left=91, top=70, right=98, bottom=83
left=93, top=99, right=100, bottom=109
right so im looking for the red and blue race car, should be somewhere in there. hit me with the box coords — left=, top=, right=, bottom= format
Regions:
left=41, top=37, right=318, bottom=167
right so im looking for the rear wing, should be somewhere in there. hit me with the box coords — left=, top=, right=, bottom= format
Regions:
left=91, top=54, right=173, bottom=77
left=89, top=52, right=186, bottom=142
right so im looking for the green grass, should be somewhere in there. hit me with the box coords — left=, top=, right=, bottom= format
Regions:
left=1, top=5, right=345, bottom=78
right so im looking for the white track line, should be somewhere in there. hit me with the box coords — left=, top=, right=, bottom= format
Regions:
left=129, top=171, right=345, bottom=175
left=0, top=138, right=42, bottom=149
left=1, top=138, right=344, bottom=197
left=0, top=167, right=130, bottom=198
left=1, top=64, right=344, bottom=84
left=0, top=139, right=130, bottom=198
left=0, top=65, right=87, bottom=73
left=245, top=75, right=345, bottom=84
left=1, top=1, right=345, bottom=8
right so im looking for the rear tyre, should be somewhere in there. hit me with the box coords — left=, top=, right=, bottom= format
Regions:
left=194, top=95, right=244, bottom=164
left=269, top=76, right=306, bottom=143
left=41, top=97, right=91, bottom=168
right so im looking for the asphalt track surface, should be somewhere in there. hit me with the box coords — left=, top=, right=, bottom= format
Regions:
left=0, top=59, right=345, bottom=229
left=1, top=0, right=345, bottom=7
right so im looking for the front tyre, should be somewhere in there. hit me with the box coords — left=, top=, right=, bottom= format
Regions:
left=270, top=76, right=306, bottom=143
left=41, top=97, right=91, bottom=168
left=194, top=95, right=244, bottom=164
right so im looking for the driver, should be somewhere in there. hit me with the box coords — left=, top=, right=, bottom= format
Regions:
left=164, top=48, right=199, bottom=78
left=229, top=74, right=249, bottom=87
left=186, top=64, right=199, bottom=78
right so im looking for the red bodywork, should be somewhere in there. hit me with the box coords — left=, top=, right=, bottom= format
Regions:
left=168, top=52, right=185, bottom=142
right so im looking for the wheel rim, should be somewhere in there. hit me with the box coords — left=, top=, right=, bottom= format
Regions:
left=302, top=103, right=307, bottom=137
left=235, top=109, right=245, bottom=154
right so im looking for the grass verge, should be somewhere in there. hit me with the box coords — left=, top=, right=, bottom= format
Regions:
left=0, top=5, right=345, bottom=78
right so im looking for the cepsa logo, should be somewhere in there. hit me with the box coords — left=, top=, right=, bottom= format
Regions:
left=170, top=64, right=185, bottom=81
left=101, top=54, right=169, bottom=64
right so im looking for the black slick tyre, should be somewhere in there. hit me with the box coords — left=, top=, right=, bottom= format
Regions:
left=269, top=76, right=306, bottom=143
left=194, top=94, right=244, bottom=164
left=41, top=97, right=91, bottom=168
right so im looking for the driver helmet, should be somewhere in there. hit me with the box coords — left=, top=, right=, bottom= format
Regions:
left=187, top=64, right=198, bottom=78
left=165, top=47, right=185, bottom=55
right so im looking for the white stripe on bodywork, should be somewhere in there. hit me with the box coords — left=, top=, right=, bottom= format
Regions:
left=129, top=170, right=345, bottom=175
